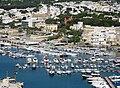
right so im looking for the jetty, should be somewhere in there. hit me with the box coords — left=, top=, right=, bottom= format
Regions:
left=104, top=77, right=116, bottom=88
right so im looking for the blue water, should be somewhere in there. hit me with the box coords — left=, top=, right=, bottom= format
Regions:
left=0, top=54, right=91, bottom=88
left=0, top=46, right=119, bottom=88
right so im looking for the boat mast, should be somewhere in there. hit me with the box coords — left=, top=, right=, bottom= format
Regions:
left=6, top=71, right=9, bottom=78
left=14, top=70, right=17, bottom=82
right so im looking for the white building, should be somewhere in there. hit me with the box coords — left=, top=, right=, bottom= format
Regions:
left=0, top=9, right=4, bottom=14
left=22, top=18, right=42, bottom=28
left=50, top=6, right=61, bottom=18
left=46, top=24, right=58, bottom=31
left=82, top=25, right=118, bottom=46
left=70, top=22, right=83, bottom=30
left=2, top=15, right=13, bottom=24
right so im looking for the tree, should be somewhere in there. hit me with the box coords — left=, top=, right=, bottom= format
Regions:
left=45, top=18, right=58, bottom=24
left=0, top=17, right=2, bottom=25
left=58, top=13, right=72, bottom=21
left=57, top=28, right=67, bottom=36
left=33, top=7, right=39, bottom=12
left=9, top=22, right=15, bottom=28
left=68, top=30, right=83, bottom=45
left=48, top=34, right=61, bottom=40
left=70, top=34, right=80, bottom=45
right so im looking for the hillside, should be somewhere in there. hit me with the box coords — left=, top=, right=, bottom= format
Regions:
left=0, top=0, right=119, bottom=10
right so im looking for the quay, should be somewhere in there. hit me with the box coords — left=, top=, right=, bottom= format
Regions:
left=104, top=77, right=116, bottom=88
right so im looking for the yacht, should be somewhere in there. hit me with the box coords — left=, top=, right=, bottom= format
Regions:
left=48, top=70, right=55, bottom=77
left=82, top=72, right=100, bottom=79
left=43, top=55, right=49, bottom=63
left=33, top=57, right=38, bottom=63
left=0, top=77, right=23, bottom=88
left=109, top=75, right=120, bottom=82
left=91, top=81, right=110, bottom=88
left=87, top=77, right=103, bottom=81
left=26, top=58, right=32, bottom=65
left=32, top=64, right=37, bottom=70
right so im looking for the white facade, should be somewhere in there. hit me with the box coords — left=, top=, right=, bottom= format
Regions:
left=22, top=18, right=42, bottom=28
left=70, top=22, right=83, bottom=30
left=32, top=4, right=60, bottom=18
left=82, top=26, right=118, bottom=46
left=46, top=24, right=58, bottom=31
left=0, top=9, right=4, bottom=14
left=2, top=15, right=13, bottom=24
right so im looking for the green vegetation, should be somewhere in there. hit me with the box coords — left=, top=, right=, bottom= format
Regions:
left=69, top=30, right=83, bottom=45
left=48, top=34, right=61, bottom=40
left=0, top=0, right=119, bottom=10
left=0, top=2, right=36, bottom=10
left=79, top=12, right=120, bottom=27
left=8, top=22, right=15, bottom=28
left=45, top=10, right=120, bottom=44
left=0, top=0, right=54, bottom=9
left=29, top=27, right=41, bottom=31
left=47, top=28, right=66, bottom=40
left=47, top=28, right=83, bottom=45
left=45, top=18, right=59, bottom=24
left=46, top=11, right=120, bottom=27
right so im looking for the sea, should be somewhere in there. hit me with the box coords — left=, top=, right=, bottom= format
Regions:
left=0, top=47, right=120, bottom=88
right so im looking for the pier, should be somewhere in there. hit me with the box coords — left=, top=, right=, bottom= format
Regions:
left=104, top=77, right=116, bottom=88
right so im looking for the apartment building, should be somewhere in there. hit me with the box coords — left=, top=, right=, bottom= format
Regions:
left=82, top=25, right=119, bottom=46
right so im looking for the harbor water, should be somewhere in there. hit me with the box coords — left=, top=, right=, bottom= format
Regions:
left=0, top=53, right=91, bottom=88
left=0, top=46, right=120, bottom=88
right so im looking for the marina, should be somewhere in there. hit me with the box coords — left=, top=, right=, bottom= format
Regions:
left=0, top=0, right=120, bottom=87
left=0, top=43, right=120, bottom=88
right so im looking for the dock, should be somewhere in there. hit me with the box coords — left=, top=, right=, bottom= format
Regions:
left=104, top=77, right=116, bottom=88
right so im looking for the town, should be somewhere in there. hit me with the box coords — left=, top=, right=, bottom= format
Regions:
left=0, top=0, right=120, bottom=88
left=0, top=0, right=120, bottom=48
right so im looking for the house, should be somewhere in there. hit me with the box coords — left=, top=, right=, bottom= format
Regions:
left=35, top=22, right=46, bottom=28
left=46, top=24, right=58, bottom=31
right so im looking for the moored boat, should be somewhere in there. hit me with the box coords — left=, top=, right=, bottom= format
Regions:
left=0, top=77, right=23, bottom=88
